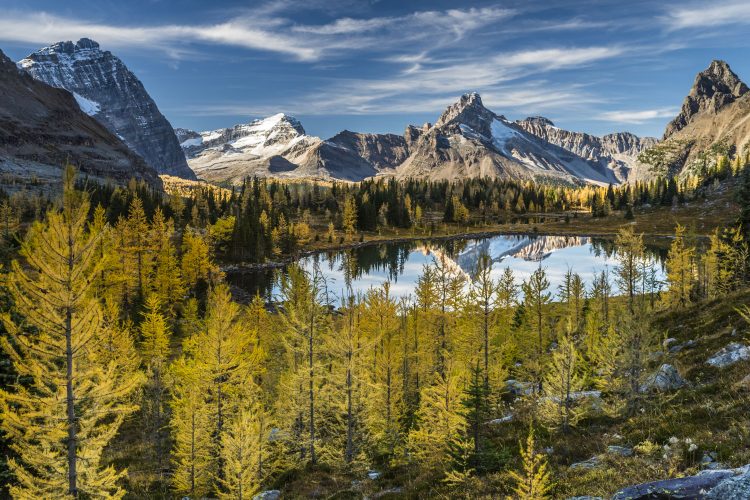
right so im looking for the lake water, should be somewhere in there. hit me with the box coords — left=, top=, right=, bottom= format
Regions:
left=227, top=233, right=669, bottom=304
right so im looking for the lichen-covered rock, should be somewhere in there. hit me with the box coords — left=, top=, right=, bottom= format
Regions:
left=706, top=466, right=750, bottom=499
left=612, top=469, right=736, bottom=499
left=640, top=364, right=686, bottom=392
left=706, top=342, right=750, bottom=368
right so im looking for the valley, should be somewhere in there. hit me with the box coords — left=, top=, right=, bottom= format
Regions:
left=1, top=10, right=750, bottom=500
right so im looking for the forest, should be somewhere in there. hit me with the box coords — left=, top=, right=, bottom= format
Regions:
left=1, top=160, right=750, bottom=498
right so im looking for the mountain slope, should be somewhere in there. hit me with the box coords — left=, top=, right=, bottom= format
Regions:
left=19, top=39, right=195, bottom=179
left=638, top=60, right=750, bottom=178
left=516, top=117, right=657, bottom=182
left=180, top=114, right=407, bottom=184
left=0, top=48, right=160, bottom=190
left=394, top=93, right=621, bottom=185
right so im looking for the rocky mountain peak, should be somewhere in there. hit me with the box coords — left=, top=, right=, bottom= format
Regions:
left=435, top=92, right=496, bottom=137
left=521, top=116, right=556, bottom=128
left=664, top=60, right=749, bottom=138
left=20, top=39, right=196, bottom=179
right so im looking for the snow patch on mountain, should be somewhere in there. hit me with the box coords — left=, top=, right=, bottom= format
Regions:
left=72, top=92, right=100, bottom=116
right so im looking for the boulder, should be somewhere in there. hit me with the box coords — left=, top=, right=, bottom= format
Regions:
left=367, top=470, right=381, bottom=480
left=707, top=343, right=750, bottom=368
left=570, top=456, right=602, bottom=470
left=607, top=445, right=634, bottom=457
left=487, top=414, right=514, bottom=425
left=706, top=466, right=750, bottom=498
left=253, top=491, right=281, bottom=500
left=506, top=379, right=534, bottom=396
left=612, top=469, right=735, bottom=499
left=640, top=364, right=686, bottom=393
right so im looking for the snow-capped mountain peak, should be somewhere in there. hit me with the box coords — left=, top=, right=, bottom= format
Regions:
left=19, top=39, right=196, bottom=179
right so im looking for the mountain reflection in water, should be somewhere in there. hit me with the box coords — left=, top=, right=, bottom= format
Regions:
left=226, top=234, right=668, bottom=304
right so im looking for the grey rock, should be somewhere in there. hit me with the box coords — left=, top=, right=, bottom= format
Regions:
left=612, top=469, right=736, bottom=499
left=487, top=414, right=514, bottom=424
left=664, top=60, right=749, bottom=138
left=706, top=467, right=750, bottom=499
left=253, top=490, right=281, bottom=500
left=505, top=379, right=535, bottom=396
left=664, top=338, right=679, bottom=350
left=570, top=456, right=602, bottom=470
left=607, top=445, right=634, bottom=457
left=640, top=364, right=686, bottom=393
left=707, top=342, right=750, bottom=368
left=19, top=39, right=195, bottom=179
left=367, top=470, right=381, bottom=480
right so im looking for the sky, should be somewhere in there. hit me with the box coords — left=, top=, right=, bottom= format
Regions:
left=0, top=0, right=749, bottom=139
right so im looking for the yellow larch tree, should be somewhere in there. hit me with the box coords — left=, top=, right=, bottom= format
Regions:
left=0, top=168, right=141, bottom=498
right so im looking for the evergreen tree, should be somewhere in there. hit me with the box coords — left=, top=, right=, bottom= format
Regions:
left=664, top=224, right=695, bottom=309
left=0, top=168, right=141, bottom=497
left=510, top=428, right=553, bottom=499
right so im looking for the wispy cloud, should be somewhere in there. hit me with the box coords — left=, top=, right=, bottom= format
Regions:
left=595, top=108, right=677, bottom=124
left=0, top=6, right=514, bottom=61
left=665, top=1, right=750, bottom=30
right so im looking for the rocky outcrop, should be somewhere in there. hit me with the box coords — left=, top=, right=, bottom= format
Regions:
left=640, top=364, right=686, bottom=392
left=706, top=342, right=750, bottom=368
left=19, top=38, right=195, bottom=179
left=0, top=48, right=159, bottom=190
left=664, top=60, right=749, bottom=138
left=516, top=117, right=657, bottom=182
left=612, top=466, right=750, bottom=499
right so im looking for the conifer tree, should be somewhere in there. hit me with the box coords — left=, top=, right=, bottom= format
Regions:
left=151, top=207, right=184, bottom=319
left=218, top=402, right=268, bottom=500
left=194, top=284, right=263, bottom=483
left=539, top=333, right=585, bottom=432
left=342, top=195, right=358, bottom=241
left=170, top=355, right=213, bottom=497
left=521, top=267, right=552, bottom=393
left=510, top=428, right=553, bottom=499
left=665, top=224, right=695, bottom=309
left=0, top=168, right=140, bottom=498
left=181, top=228, right=215, bottom=293
left=615, top=227, right=644, bottom=313
left=277, top=264, right=331, bottom=465
left=139, top=295, right=172, bottom=472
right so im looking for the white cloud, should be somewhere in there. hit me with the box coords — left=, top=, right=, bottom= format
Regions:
left=0, top=7, right=515, bottom=61
left=596, top=108, right=677, bottom=124
left=665, top=1, right=750, bottom=30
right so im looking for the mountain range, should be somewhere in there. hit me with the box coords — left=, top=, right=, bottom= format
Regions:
left=1, top=36, right=749, bottom=190
left=177, top=92, right=654, bottom=186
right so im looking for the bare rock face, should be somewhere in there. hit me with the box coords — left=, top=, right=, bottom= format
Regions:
left=664, top=60, right=749, bottom=138
left=326, top=130, right=408, bottom=171
left=19, top=39, right=195, bottom=179
left=516, top=117, right=657, bottom=182
left=0, top=48, right=160, bottom=190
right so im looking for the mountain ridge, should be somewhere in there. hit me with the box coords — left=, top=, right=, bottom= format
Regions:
left=19, top=38, right=196, bottom=180
left=0, top=48, right=160, bottom=190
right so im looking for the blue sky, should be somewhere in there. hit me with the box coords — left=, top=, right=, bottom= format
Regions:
left=1, top=0, right=749, bottom=139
